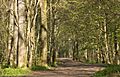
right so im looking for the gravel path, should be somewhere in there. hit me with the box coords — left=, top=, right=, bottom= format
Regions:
left=30, top=58, right=106, bottom=77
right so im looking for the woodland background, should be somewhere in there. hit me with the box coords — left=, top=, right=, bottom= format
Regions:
left=0, top=0, right=120, bottom=69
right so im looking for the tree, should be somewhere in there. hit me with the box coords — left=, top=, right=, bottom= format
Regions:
left=39, top=0, right=48, bottom=66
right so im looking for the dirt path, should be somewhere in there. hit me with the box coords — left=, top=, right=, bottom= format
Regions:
left=30, top=58, right=106, bottom=77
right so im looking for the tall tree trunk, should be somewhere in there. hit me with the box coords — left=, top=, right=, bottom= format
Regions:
left=47, top=0, right=51, bottom=65
left=39, top=0, right=48, bottom=66
left=103, top=13, right=110, bottom=64
left=30, top=0, right=37, bottom=66
left=34, top=0, right=41, bottom=66
left=109, top=33, right=114, bottom=64
left=51, top=0, right=56, bottom=66
left=17, top=0, right=27, bottom=67
left=14, top=0, right=19, bottom=67
left=113, top=25, right=119, bottom=64
left=8, top=0, right=14, bottom=66
left=75, top=39, right=79, bottom=61
left=26, top=0, right=36, bottom=67
left=8, top=0, right=19, bottom=67
left=72, top=40, right=76, bottom=60
left=26, top=0, right=31, bottom=67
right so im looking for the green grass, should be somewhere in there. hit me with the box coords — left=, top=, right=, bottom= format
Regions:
left=93, top=65, right=120, bottom=77
left=0, top=65, right=51, bottom=76
left=0, top=68, right=31, bottom=76
left=31, top=66, right=50, bottom=71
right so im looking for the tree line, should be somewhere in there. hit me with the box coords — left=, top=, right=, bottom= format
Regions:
left=57, top=0, right=120, bottom=64
left=0, top=0, right=120, bottom=68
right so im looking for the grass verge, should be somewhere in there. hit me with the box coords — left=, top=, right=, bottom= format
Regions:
left=0, top=68, right=31, bottom=76
left=93, top=65, right=120, bottom=77
left=0, top=65, right=52, bottom=76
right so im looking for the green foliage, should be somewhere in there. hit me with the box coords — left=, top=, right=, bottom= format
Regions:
left=31, top=66, right=50, bottom=71
left=93, top=65, right=120, bottom=77
left=0, top=68, right=31, bottom=76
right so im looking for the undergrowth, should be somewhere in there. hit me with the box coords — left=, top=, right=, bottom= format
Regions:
left=93, top=65, right=120, bottom=77
left=0, top=65, right=51, bottom=76
left=0, top=68, right=31, bottom=76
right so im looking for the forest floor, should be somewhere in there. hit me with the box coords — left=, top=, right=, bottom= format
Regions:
left=29, top=58, right=106, bottom=77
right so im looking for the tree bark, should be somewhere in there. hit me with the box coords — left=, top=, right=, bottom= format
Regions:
left=17, top=0, right=27, bottom=67
left=8, top=0, right=14, bottom=67
left=39, top=0, right=48, bottom=66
